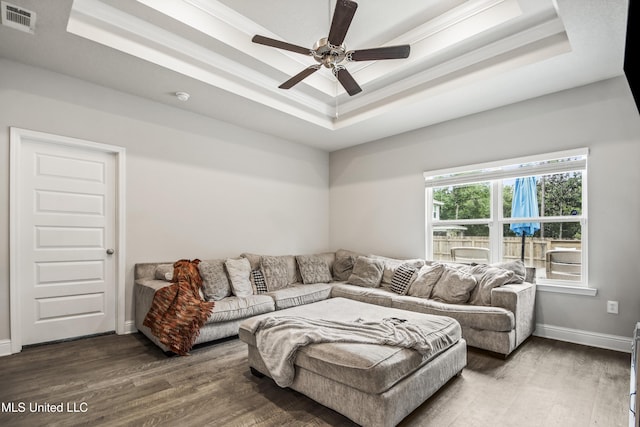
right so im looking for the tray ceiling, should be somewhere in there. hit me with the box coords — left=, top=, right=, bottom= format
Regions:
left=0, top=0, right=629, bottom=150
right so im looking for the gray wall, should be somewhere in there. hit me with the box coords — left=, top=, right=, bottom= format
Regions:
left=0, top=59, right=330, bottom=339
left=330, top=76, right=640, bottom=338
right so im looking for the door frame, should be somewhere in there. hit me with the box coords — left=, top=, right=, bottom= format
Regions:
left=9, top=127, right=127, bottom=354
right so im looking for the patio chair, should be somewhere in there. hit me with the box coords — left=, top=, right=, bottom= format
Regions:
left=546, top=249, right=581, bottom=280
left=450, top=247, right=490, bottom=264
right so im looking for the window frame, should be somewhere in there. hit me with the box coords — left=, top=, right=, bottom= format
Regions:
left=425, top=148, right=589, bottom=289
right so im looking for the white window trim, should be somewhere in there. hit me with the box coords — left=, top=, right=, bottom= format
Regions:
left=424, top=148, right=593, bottom=294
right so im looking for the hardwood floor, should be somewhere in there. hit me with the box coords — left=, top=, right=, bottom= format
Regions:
left=0, top=333, right=631, bottom=427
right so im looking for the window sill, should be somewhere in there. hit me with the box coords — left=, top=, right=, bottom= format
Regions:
left=535, top=282, right=597, bottom=296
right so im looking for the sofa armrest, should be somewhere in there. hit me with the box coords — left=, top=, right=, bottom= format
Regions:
left=490, top=282, right=536, bottom=347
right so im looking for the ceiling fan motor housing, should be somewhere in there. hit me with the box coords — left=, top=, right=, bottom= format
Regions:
left=313, top=37, right=346, bottom=68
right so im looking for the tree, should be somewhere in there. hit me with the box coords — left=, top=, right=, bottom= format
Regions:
left=434, top=184, right=490, bottom=236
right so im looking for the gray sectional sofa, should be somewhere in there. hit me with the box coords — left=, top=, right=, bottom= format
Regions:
left=134, top=249, right=536, bottom=357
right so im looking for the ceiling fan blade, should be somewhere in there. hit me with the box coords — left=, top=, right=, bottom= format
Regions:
left=327, top=0, right=358, bottom=47
left=279, top=65, right=321, bottom=89
left=333, top=66, right=362, bottom=96
left=252, top=35, right=312, bottom=55
left=348, top=45, right=411, bottom=61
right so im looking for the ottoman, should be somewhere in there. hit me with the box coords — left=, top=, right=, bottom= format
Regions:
left=239, top=297, right=466, bottom=427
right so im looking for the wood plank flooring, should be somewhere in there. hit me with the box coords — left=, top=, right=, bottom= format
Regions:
left=0, top=333, right=631, bottom=427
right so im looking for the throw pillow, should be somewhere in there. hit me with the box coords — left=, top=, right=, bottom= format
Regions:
left=333, top=249, right=360, bottom=281
left=261, top=256, right=289, bottom=291
left=430, top=265, right=478, bottom=304
left=407, top=263, right=445, bottom=299
left=371, top=256, right=425, bottom=286
left=467, top=264, right=515, bottom=306
left=198, top=259, right=232, bottom=301
left=490, top=259, right=525, bottom=283
left=347, top=256, right=384, bottom=288
left=154, top=264, right=173, bottom=281
left=251, top=269, right=268, bottom=294
left=389, top=263, right=419, bottom=295
left=242, top=253, right=301, bottom=284
left=224, top=257, right=252, bottom=297
left=296, top=255, right=333, bottom=284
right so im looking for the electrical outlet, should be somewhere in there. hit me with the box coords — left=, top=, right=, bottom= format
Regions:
left=607, top=300, right=619, bottom=314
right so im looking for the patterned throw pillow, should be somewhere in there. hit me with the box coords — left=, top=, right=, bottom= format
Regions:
left=251, top=269, right=268, bottom=294
left=198, top=259, right=231, bottom=301
left=296, top=255, right=332, bottom=284
left=390, top=263, right=419, bottom=295
left=260, top=256, right=289, bottom=291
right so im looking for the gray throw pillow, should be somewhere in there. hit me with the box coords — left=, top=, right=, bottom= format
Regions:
left=198, top=259, right=231, bottom=301
left=370, top=255, right=425, bottom=286
left=467, top=264, right=515, bottom=306
left=347, top=256, right=384, bottom=288
left=431, top=265, right=478, bottom=304
left=333, top=249, right=360, bottom=281
left=490, top=259, right=525, bottom=283
left=296, top=255, right=333, bottom=284
left=224, top=257, right=253, bottom=297
left=407, top=263, right=445, bottom=298
left=154, top=264, right=173, bottom=281
left=261, top=256, right=289, bottom=291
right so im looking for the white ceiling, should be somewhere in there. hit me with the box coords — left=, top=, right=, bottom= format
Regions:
left=0, top=0, right=629, bottom=151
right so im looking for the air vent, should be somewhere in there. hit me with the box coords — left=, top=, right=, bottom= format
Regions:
left=1, top=1, right=35, bottom=34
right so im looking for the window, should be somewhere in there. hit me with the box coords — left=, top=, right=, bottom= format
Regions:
left=425, top=148, right=588, bottom=287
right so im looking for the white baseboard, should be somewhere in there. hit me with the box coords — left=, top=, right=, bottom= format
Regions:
left=0, top=339, right=12, bottom=357
left=122, top=320, right=137, bottom=334
left=534, top=323, right=633, bottom=353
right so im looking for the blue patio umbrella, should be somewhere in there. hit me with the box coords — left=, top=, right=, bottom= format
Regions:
left=510, top=177, right=540, bottom=261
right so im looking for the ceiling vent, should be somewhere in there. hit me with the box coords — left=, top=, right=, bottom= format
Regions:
left=1, top=1, right=35, bottom=34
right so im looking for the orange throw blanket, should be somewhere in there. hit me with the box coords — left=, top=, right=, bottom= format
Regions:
left=143, top=259, right=215, bottom=355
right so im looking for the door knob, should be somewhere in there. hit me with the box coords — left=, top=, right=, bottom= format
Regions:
left=106, top=248, right=115, bottom=255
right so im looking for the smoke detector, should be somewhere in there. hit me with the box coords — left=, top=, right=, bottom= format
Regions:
left=1, top=1, right=36, bottom=34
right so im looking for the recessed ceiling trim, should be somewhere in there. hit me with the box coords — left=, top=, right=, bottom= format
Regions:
left=69, top=0, right=335, bottom=127
left=139, top=0, right=338, bottom=95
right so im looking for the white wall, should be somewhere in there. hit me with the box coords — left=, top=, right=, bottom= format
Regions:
left=0, top=59, right=330, bottom=340
left=330, top=76, right=640, bottom=338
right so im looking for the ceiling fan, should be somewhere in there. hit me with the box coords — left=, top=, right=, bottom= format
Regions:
left=251, top=0, right=410, bottom=96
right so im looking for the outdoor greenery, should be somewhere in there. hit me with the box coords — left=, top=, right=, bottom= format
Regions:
left=433, top=172, right=582, bottom=239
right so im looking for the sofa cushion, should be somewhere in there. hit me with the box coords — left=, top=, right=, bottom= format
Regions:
left=389, top=264, right=419, bottom=295
left=225, top=257, right=253, bottom=297
left=407, top=263, right=444, bottom=299
left=205, top=295, right=275, bottom=323
left=391, top=295, right=515, bottom=332
left=267, top=283, right=333, bottom=310
left=331, top=283, right=394, bottom=307
left=431, top=265, right=477, bottom=304
left=467, top=264, right=516, bottom=306
left=198, top=259, right=232, bottom=301
left=261, top=256, right=290, bottom=291
left=333, top=249, right=361, bottom=281
left=347, top=256, right=385, bottom=288
left=296, top=254, right=333, bottom=284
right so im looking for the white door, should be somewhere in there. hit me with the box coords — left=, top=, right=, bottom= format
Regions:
left=18, top=140, right=116, bottom=345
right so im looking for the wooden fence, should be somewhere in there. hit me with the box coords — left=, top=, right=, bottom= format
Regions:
left=433, top=237, right=581, bottom=270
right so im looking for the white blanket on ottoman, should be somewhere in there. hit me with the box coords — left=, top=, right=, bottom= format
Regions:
left=248, top=315, right=460, bottom=387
